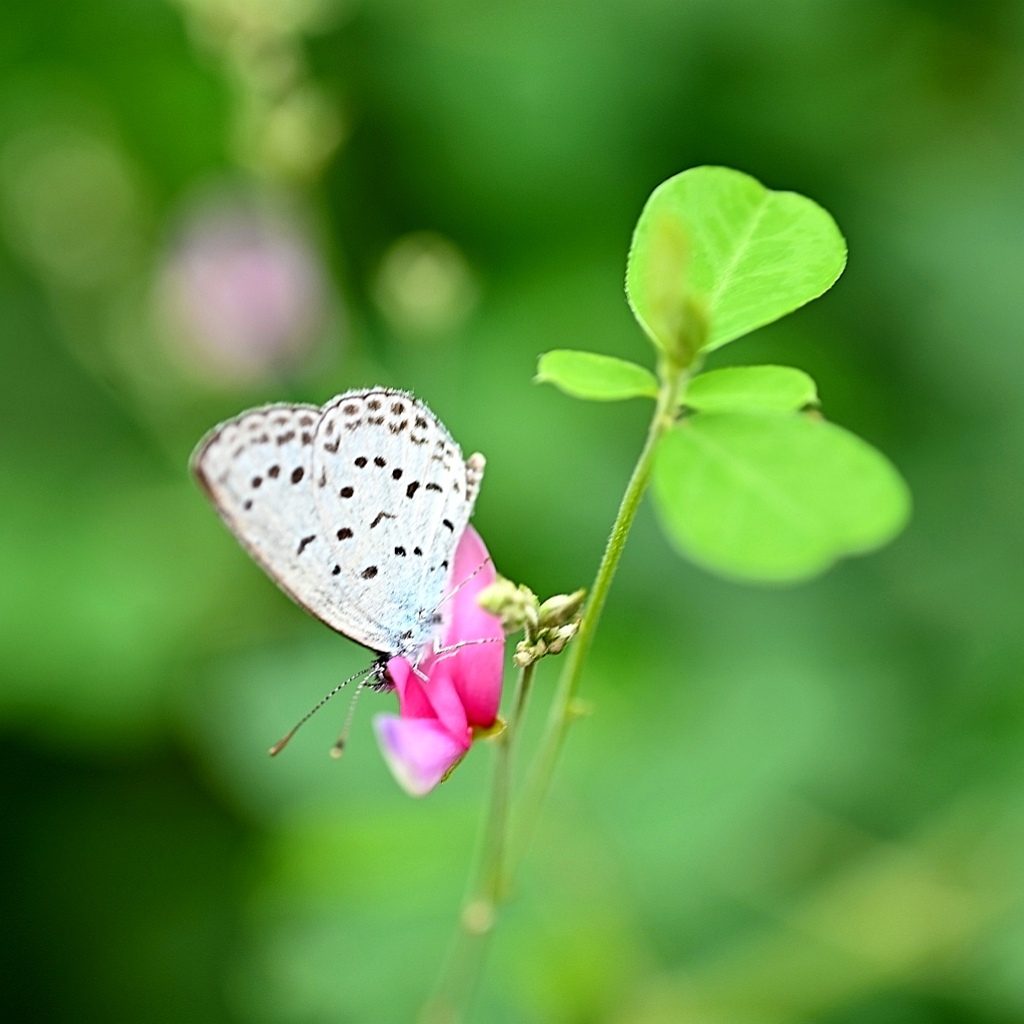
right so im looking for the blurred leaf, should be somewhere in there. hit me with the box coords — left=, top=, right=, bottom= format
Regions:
left=684, top=365, right=819, bottom=414
left=627, top=166, right=847, bottom=353
left=652, top=412, right=910, bottom=582
left=535, top=349, right=658, bottom=401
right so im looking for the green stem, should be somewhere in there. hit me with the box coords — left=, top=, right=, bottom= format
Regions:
left=512, top=363, right=687, bottom=863
left=419, top=659, right=537, bottom=1024
left=420, top=359, right=687, bottom=1023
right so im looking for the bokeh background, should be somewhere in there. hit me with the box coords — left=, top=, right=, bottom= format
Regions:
left=4, top=1, right=1024, bottom=1022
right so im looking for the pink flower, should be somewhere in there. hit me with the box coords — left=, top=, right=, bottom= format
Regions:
left=156, top=193, right=329, bottom=385
left=374, top=526, right=505, bottom=796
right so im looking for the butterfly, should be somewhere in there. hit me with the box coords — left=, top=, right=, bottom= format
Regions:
left=191, top=388, right=486, bottom=669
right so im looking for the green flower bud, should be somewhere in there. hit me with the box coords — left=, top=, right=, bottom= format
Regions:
left=543, top=621, right=579, bottom=655
left=477, top=577, right=538, bottom=633
left=537, top=588, right=587, bottom=628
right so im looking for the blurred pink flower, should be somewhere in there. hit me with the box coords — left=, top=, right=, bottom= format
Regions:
left=374, top=526, right=505, bottom=796
left=157, top=194, right=329, bottom=384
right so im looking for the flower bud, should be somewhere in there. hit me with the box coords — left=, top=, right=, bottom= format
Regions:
left=537, top=588, right=587, bottom=628
left=477, top=577, right=538, bottom=633
left=513, top=637, right=547, bottom=668
left=543, top=621, right=580, bottom=655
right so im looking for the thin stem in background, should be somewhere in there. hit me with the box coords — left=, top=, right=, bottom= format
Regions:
left=420, top=659, right=537, bottom=1024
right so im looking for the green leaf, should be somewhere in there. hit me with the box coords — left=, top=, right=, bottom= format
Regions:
left=619, top=210, right=707, bottom=365
left=627, top=166, right=847, bottom=353
left=683, top=365, right=819, bottom=414
left=652, top=412, right=910, bottom=583
left=535, top=350, right=659, bottom=401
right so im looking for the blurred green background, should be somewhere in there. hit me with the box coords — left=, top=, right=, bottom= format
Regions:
left=3, top=1, right=1024, bottom=1022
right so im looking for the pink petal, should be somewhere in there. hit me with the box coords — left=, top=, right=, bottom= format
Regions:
left=385, top=657, right=435, bottom=720
left=418, top=662, right=470, bottom=738
left=439, top=526, right=505, bottom=727
left=385, top=656, right=469, bottom=739
left=373, top=714, right=469, bottom=797
left=445, top=643, right=504, bottom=727
left=445, top=526, right=501, bottom=650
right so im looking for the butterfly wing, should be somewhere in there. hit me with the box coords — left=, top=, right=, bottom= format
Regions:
left=191, top=402, right=374, bottom=638
left=311, top=389, right=484, bottom=657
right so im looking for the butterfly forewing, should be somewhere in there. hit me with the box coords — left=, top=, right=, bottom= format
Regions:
left=311, top=389, right=478, bottom=656
left=192, top=389, right=485, bottom=660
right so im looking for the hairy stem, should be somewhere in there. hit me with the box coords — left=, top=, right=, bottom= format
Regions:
left=512, top=363, right=687, bottom=863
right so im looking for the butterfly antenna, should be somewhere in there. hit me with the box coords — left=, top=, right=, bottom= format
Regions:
left=432, top=637, right=503, bottom=662
left=330, top=676, right=371, bottom=759
left=430, top=555, right=493, bottom=614
left=268, top=666, right=372, bottom=757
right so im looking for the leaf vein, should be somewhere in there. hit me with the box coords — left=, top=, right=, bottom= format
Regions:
left=707, top=195, right=770, bottom=311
